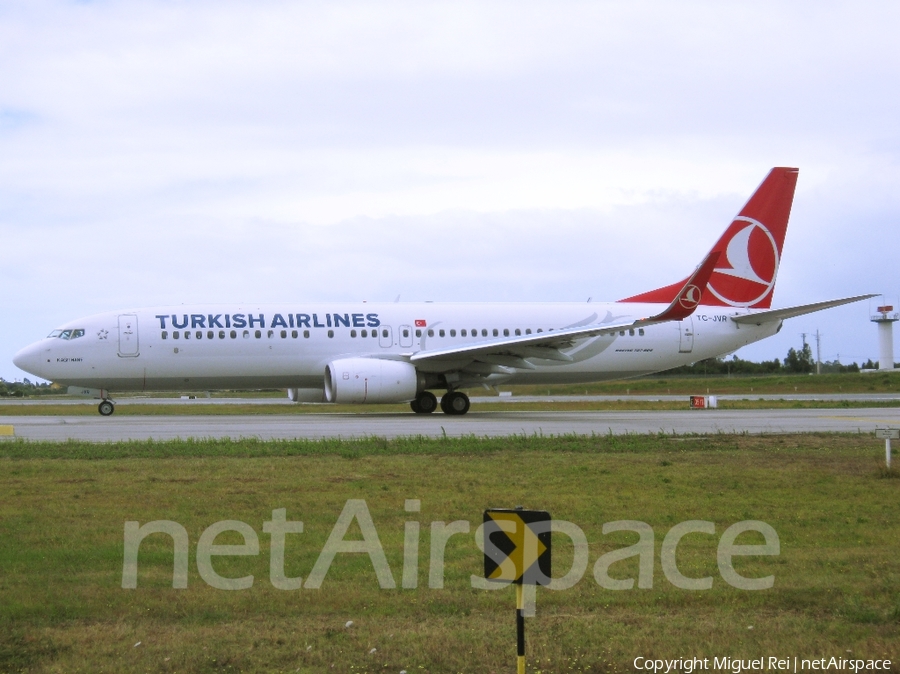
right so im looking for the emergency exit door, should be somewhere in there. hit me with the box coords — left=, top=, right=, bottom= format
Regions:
left=379, top=325, right=393, bottom=348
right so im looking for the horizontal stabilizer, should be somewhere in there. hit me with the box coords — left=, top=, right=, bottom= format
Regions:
left=730, top=294, right=876, bottom=325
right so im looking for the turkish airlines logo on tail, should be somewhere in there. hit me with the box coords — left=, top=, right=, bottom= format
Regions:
left=707, top=216, right=780, bottom=308
left=678, top=284, right=702, bottom=310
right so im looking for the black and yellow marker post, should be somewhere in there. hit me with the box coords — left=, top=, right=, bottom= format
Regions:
left=483, top=507, right=552, bottom=674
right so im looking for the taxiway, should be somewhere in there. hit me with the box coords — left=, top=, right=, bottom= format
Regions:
left=1, top=408, right=898, bottom=442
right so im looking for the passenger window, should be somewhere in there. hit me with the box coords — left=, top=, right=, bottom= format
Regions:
left=619, top=330, right=625, bottom=336
left=402, top=329, right=409, bottom=338
left=450, top=329, right=456, bottom=337
left=255, top=330, right=261, bottom=339
left=327, top=330, right=334, bottom=338
left=415, top=329, right=421, bottom=338
left=174, top=331, right=180, bottom=339
left=267, top=330, right=274, bottom=338
left=461, top=329, right=467, bottom=337
left=639, top=328, right=645, bottom=336
left=537, top=329, right=543, bottom=333
left=362, top=329, right=368, bottom=338
left=515, top=329, right=521, bottom=336
left=184, top=331, right=191, bottom=340
left=372, top=331, right=378, bottom=338
left=481, top=329, right=488, bottom=337
left=439, top=329, right=445, bottom=337
left=291, top=330, right=298, bottom=338
left=503, top=329, right=509, bottom=337
left=526, top=329, right=532, bottom=335
left=219, top=331, right=225, bottom=339
left=196, top=331, right=202, bottom=339
left=351, top=330, right=357, bottom=338
left=629, top=329, right=635, bottom=336
left=280, top=330, right=287, bottom=338
left=493, top=329, right=499, bottom=337
left=161, top=331, right=168, bottom=340
left=243, top=330, right=250, bottom=339
left=428, top=329, right=434, bottom=337
left=303, top=330, right=310, bottom=338
left=230, top=330, right=237, bottom=339
left=207, top=331, right=213, bottom=340
left=382, top=329, right=388, bottom=338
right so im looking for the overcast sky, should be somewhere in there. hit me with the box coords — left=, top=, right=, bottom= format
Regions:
left=3, top=1, right=899, bottom=382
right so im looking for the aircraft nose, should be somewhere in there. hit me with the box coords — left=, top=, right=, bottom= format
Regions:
left=13, top=342, right=49, bottom=378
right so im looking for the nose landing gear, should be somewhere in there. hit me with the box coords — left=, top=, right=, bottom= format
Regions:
left=98, top=400, right=115, bottom=416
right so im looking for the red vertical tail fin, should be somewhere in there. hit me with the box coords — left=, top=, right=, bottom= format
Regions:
left=620, top=167, right=799, bottom=309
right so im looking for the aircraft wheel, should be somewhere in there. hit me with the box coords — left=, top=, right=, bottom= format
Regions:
left=440, top=391, right=470, bottom=415
left=411, top=391, right=437, bottom=414
left=98, top=400, right=115, bottom=416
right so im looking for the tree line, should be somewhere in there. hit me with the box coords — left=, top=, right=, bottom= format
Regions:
left=0, top=378, right=61, bottom=397
left=664, top=343, right=880, bottom=376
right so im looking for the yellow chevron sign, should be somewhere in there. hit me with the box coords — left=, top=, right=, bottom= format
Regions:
left=483, top=509, right=552, bottom=585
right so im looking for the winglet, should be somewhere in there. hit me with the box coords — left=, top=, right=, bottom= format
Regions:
left=643, top=252, right=720, bottom=323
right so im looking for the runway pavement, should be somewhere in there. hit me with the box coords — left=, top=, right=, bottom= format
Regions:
left=3, top=392, right=900, bottom=407
left=1, top=408, right=898, bottom=442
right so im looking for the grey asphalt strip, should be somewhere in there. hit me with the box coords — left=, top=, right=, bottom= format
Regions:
left=1, top=408, right=898, bottom=442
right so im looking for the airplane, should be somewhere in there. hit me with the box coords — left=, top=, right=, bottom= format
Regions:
left=13, top=167, right=872, bottom=417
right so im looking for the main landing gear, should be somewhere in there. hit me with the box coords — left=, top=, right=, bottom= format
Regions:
left=409, top=390, right=471, bottom=415
left=410, top=391, right=438, bottom=414
left=439, top=391, right=470, bottom=416
left=98, top=400, right=115, bottom=416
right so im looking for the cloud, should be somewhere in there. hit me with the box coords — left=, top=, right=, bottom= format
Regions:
left=2, top=0, right=899, bottom=379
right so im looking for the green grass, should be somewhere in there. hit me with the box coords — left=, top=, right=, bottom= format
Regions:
left=506, top=371, right=900, bottom=396
left=2, top=372, right=898, bottom=418
left=13, top=371, right=900, bottom=402
left=1, top=434, right=898, bottom=672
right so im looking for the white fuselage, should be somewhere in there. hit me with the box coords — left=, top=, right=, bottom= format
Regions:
left=13, top=302, right=779, bottom=393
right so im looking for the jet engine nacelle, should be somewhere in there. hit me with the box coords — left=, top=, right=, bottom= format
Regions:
left=324, top=358, right=421, bottom=404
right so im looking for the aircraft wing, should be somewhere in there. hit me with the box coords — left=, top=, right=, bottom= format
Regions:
left=409, top=252, right=719, bottom=367
left=730, top=294, right=876, bottom=325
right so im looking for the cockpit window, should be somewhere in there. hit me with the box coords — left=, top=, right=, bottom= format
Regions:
left=50, top=329, right=86, bottom=340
